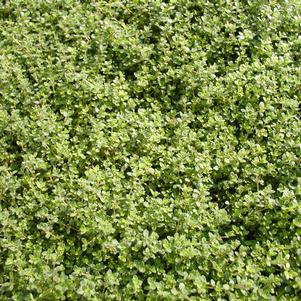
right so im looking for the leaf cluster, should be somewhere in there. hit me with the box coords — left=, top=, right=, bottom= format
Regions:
left=0, top=0, right=300, bottom=300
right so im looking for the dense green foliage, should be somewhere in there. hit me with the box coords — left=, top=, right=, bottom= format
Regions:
left=0, top=0, right=301, bottom=300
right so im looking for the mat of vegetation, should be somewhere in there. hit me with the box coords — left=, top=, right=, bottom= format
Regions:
left=0, top=0, right=300, bottom=300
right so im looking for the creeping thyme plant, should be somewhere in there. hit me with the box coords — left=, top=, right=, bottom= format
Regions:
left=0, top=0, right=300, bottom=300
